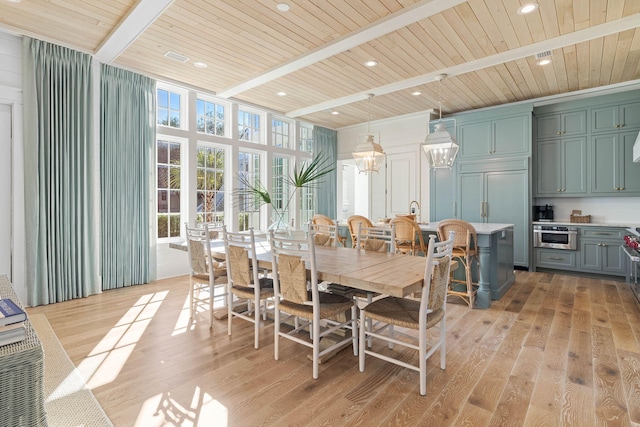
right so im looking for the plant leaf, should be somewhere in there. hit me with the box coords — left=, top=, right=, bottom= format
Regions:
left=288, top=152, right=335, bottom=189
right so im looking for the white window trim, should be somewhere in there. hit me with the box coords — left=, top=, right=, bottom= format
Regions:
left=156, top=134, right=188, bottom=242
left=157, top=82, right=189, bottom=131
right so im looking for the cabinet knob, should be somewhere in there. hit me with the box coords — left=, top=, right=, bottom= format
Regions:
left=556, top=131, right=561, bottom=135
left=557, top=189, right=561, bottom=192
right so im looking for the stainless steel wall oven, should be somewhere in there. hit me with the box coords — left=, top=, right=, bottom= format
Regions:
left=533, top=225, right=577, bottom=250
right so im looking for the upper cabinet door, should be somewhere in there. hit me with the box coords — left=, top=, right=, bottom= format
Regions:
left=537, top=110, right=587, bottom=139
left=592, top=102, right=640, bottom=133
left=458, top=121, right=491, bottom=158
left=493, top=115, right=529, bottom=156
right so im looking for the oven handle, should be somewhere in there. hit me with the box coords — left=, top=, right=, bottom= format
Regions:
left=533, top=229, right=578, bottom=235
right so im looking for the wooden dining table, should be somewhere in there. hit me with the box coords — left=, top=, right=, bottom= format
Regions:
left=196, top=235, right=453, bottom=298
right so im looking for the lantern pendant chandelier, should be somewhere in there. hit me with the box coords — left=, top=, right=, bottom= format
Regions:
left=352, top=94, right=385, bottom=173
left=421, top=74, right=459, bottom=169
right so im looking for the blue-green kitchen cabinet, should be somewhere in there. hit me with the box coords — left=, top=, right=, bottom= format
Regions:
left=457, top=115, right=529, bottom=160
left=457, top=159, right=529, bottom=268
left=535, top=137, right=588, bottom=196
left=591, top=101, right=640, bottom=133
left=429, top=165, right=456, bottom=221
left=591, top=131, right=640, bottom=196
left=536, top=109, right=587, bottom=139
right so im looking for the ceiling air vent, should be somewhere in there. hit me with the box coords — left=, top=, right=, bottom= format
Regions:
left=535, top=51, right=553, bottom=60
left=164, top=51, right=189, bottom=63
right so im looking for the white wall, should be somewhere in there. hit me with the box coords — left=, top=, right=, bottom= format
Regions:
left=536, top=197, right=640, bottom=226
left=337, top=110, right=434, bottom=220
left=0, top=31, right=26, bottom=303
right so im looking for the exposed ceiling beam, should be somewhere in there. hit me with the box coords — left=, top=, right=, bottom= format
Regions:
left=216, top=0, right=467, bottom=99
left=94, top=0, right=174, bottom=64
left=287, top=14, right=640, bottom=118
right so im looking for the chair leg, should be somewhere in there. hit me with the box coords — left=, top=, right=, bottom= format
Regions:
left=274, top=304, right=280, bottom=361
left=227, top=288, right=233, bottom=336
left=312, top=317, right=320, bottom=379
left=351, top=304, right=358, bottom=356
left=254, top=296, right=260, bottom=349
left=440, top=318, right=446, bottom=370
left=419, top=332, right=426, bottom=396
left=388, top=324, right=394, bottom=349
left=359, top=309, right=366, bottom=372
left=189, top=279, right=195, bottom=319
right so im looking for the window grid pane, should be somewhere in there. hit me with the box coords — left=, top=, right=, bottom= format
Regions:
left=196, top=145, right=225, bottom=224
left=238, top=109, right=261, bottom=143
left=196, top=98, right=225, bottom=136
left=272, top=156, right=290, bottom=225
left=157, top=89, right=182, bottom=128
left=157, top=139, right=181, bottom=238
left=272, top=118, right=290, bottom=148
left=299, top=125, right=314, bottom=153
left=238, top=151, right=261, bottom=231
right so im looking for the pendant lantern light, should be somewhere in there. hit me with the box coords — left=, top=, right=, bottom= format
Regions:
left=352, top=94, right=385, bottom=173
left=422, top=74, right=459, bottom=169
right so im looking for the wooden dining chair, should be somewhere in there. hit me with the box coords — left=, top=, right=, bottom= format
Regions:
left=269, top=230, right=358, bottom=379
left=308, top=222, right=338, bottom=247
left=359, top=232, right=455, bottom=396
left=347, top=215, right=373, bottom=248
left=437, top=219, right=479, bottom=308
left=389, top=216, right=426, bottom=256
left=185, top=224, right=228, bottom=328
left=222, top=227, right=275, bottom=349
left=311, top=214, right=346, bottom=247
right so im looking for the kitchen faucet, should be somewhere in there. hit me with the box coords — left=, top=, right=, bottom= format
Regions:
left=409, top=200, right=420, bottom=221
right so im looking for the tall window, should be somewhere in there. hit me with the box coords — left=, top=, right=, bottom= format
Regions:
left=272, top=118, right=290, bottom=148
left=299, top=123, right=313, bottom=153
left=237, top=151, right=261, bottom=231
left=238, top=109, right=261, bottom=142
left=272, top=156, right=291, bottom=225
left=196, top=98, right=225, bottom=136
left=196, top=145, right=225, bottom=224
left=157, top=139, right=181, bottom=238
left=157, top=88, right=182, bottom=128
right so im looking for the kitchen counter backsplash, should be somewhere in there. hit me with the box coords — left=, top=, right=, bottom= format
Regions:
left=534, top=197, right=640, bottom=225
left=533, top=221, right=640, bottom=228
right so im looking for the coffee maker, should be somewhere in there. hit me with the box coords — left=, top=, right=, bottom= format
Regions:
left=533, top=205, right=554, bottom=222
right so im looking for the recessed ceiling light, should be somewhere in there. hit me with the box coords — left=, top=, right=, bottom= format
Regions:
left=277, top=3, right=290, bottom=12
left=537, top=58, right=551, bottom=66
left=276, top=91, right=287, bottom=96
left=193, top=61, right=207, bottom=68
left=517, top=2, right=539, bottom=14
left=364, top=60, right=378, bottom=67
left=331, top=111, right=340, bottom=115
left=412, top=91, right=422, bottom=96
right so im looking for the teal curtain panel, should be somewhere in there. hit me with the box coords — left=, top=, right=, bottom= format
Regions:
left=100, top=64, right=156, bottom=289
left=22, top=37, right=99, bottom=305
left=313, top=126, right=337, bottom=219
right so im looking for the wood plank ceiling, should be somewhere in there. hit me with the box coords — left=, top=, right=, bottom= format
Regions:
left=1, top=0, right=639, bottom=129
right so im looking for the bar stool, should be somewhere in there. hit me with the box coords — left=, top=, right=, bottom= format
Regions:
left=437, top=219, right=479, bottom=308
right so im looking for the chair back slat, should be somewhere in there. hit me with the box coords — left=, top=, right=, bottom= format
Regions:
left=420, top=232, right=455, bottom=318
left=347, top=215, right=373, bottom=248
left=309, top=223, right=338, bottom=247
left=227, top=245, right=252, bottom=286
left=357, top=223, right=396, bottom=253
left=222, top=227, right=260, bottom=289
left=278, top=254, right=309, bottom=304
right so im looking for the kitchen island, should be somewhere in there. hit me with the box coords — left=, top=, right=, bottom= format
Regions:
left=419, top=222, right=515, bottom=309
left=338, top=221, right=515, bottom=308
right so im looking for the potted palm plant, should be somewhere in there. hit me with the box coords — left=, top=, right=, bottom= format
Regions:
left=235, top=153, right=335, bottom=232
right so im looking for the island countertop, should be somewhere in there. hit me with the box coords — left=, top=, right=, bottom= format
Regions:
left=418, top=221, right=514, bottom=234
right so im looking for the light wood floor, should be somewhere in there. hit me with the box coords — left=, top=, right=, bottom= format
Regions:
left=27, top=271, right=640, bottom=427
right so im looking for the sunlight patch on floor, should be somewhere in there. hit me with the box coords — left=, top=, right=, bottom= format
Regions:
left=76, top=291, right=168, bottom=389
left=134, top=387, right=228, bottom=426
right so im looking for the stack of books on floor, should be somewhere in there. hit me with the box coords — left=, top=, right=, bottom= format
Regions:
left=0, top=298, right=27, bottom=346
